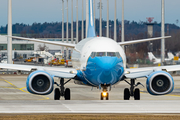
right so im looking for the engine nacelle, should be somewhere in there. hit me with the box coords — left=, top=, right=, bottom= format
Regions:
left=26, top=70, right=54, bottom=95
left=146, top=71, right=174, bottom=95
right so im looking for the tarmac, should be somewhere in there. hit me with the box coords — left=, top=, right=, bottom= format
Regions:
left=0, top=75, right=180, bottom=113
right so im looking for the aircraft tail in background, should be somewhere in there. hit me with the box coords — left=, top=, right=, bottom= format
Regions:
left=148, top=52, right=157, bottom=61
left=87, top=0, right=96, bottom=38
left=148, top=52, right=174, bottom=64
left=148, top=52, right=161, bottom=64
left=167, top=52, right=174, bottom=60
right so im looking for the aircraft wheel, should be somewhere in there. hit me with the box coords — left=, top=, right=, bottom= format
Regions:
left=54, top=88, right=60, bottom=100
left=106, top=93, right=109, bottom=100
left=134, top=88, right=140, bottom=100
left=64, top=88, right=71, bottom=100
left=100, top=93, right=103, bottom=100
left=124, top=88, right=130, bottom=100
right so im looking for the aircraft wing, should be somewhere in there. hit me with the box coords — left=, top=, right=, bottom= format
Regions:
left=6, top=36, right=75, bottom=48
left=118, top=36, right=171, bottom=46
left=0, top=63, right=77, bottom=79
left=124, top=65, right=180, bottom=79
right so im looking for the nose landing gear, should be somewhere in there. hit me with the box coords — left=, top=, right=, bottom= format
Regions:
left=124, top=79, right=143, bottom=100
left=100, top=86, right=109, bottom=100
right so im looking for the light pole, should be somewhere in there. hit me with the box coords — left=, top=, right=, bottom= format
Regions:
left=62, top=0, right=64, bottom=57
left=99, top=0, right=102, bottom=37
left=76, top=0, right=78, bottom=43
left=71, top=0, right=73, bottom=57
left=121, top=0, right=124, bottom=50
left=66, top=0, right=69, bottom=59
left=93, top=0, right=96, bottom=33
left=114, top=0, right=117, bottom=41
left=7, top=0, right=12, bottom=64
left=106, top=0, right=109, bottom=37
left=82, top=0, right=84, bottom=39
left=161, top=0, right=165, bottom=65
left=86, top=0, right=88, bottom=38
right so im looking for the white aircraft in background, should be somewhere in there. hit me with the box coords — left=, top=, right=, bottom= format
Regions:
left=167, top=52, right=175, bottom=60
left=148, top=52, right=174, bottom=64
left=0, top=0, right=179, bottom=100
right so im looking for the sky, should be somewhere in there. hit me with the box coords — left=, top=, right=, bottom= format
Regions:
left=0, top=0, right=180, bottom=26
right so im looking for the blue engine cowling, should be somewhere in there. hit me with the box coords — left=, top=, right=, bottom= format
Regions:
left=146, top=71, right=174, bottom=95
left=26, top=70, right=54, bottom=95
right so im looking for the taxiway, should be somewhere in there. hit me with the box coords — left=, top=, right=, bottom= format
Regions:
left=0, top=75, right=180, bottom=113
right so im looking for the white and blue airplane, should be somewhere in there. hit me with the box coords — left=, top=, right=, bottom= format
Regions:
left=1, top=0, right=178, bottom=100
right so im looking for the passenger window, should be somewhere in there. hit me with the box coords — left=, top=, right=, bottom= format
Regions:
left=96, top=52, right=106, bottom=57
left=90, top=52, right=96, bottom=58
left=107, top=52, right=116, bottom=57
left=116, top=52, right=121, bottom=58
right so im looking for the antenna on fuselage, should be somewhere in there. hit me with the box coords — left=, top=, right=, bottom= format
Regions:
left=87, top=0, right=96, bottom=38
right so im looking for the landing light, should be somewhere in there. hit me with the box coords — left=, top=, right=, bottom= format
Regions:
left=102, top=91, right=107, bottom=97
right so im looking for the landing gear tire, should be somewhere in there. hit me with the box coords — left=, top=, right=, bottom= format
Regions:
left=54, top=78, right=72, bottom=100
left=64, top=88, right=71, bottom=100
left=134, top=88, right=140, bottom=100
left=54, top=88, right=60, bottom=100
left=101, top=93, right=103, bottom=100
left=106, top=93, right=109, bottom=100
left=124, top=88, right=130, bottom=100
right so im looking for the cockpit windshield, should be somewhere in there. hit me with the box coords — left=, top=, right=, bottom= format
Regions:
left=107, top=52, right=116, bottom=57
left=96, top=52, right=106, bottom=57
left=90, top=52, right=121, bottom=58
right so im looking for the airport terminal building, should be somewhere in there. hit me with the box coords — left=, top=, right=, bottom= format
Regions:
left=0, top=35, right=75, bottom=59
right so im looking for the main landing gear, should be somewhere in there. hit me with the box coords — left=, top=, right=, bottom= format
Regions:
left=100, top=86, right=109, bottom=100
left=124, top=79, right=143, bottom=100
left=54, top=78, right=71, bottom=100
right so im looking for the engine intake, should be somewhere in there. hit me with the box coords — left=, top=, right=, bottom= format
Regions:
left=146, top=71, right=174, bottom=95
left=26, top=70, right=54, bottom=95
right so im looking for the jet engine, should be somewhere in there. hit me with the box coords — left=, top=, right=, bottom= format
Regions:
left=146, top=71, right=174, bottom=95
left=26, top=70, right=54, bottom=95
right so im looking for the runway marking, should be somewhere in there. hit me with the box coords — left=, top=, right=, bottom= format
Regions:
left=2, top=79, right=50, bottom=100
left=60, top=102, right=74, bottom=112
left=39, top=96, right=50, bottom=100
left=19, top=87, right=26, bottom=90
left=140, top=91, right=180, bottom=97
left=4, top=80, right=17, bottom=88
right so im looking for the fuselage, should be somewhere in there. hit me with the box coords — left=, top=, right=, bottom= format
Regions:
left=71, top=37, right=126, bottom=87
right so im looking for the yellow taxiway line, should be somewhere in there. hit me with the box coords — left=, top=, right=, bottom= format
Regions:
left=1, top=79, right=49, bottom=100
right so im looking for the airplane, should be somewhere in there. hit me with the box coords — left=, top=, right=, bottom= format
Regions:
left=167, top=52, right=175, bottom=60
left=0, top=0, right=178, bottom=100
left=148, top=52, right=174, bottom=64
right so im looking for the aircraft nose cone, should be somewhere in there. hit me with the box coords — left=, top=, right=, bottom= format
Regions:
left=96, top=57, right=118, bottom=84
left=84, top=56, right=124, bottom=86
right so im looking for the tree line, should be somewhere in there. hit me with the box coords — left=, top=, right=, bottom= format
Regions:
left=1, top=20, right=180, bottom=63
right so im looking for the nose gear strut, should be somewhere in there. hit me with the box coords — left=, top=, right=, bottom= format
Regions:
left=124, top=79, right=144, bottom=100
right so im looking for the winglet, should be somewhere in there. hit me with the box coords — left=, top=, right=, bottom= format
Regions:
left=87, top=0, right=96, bottom=38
